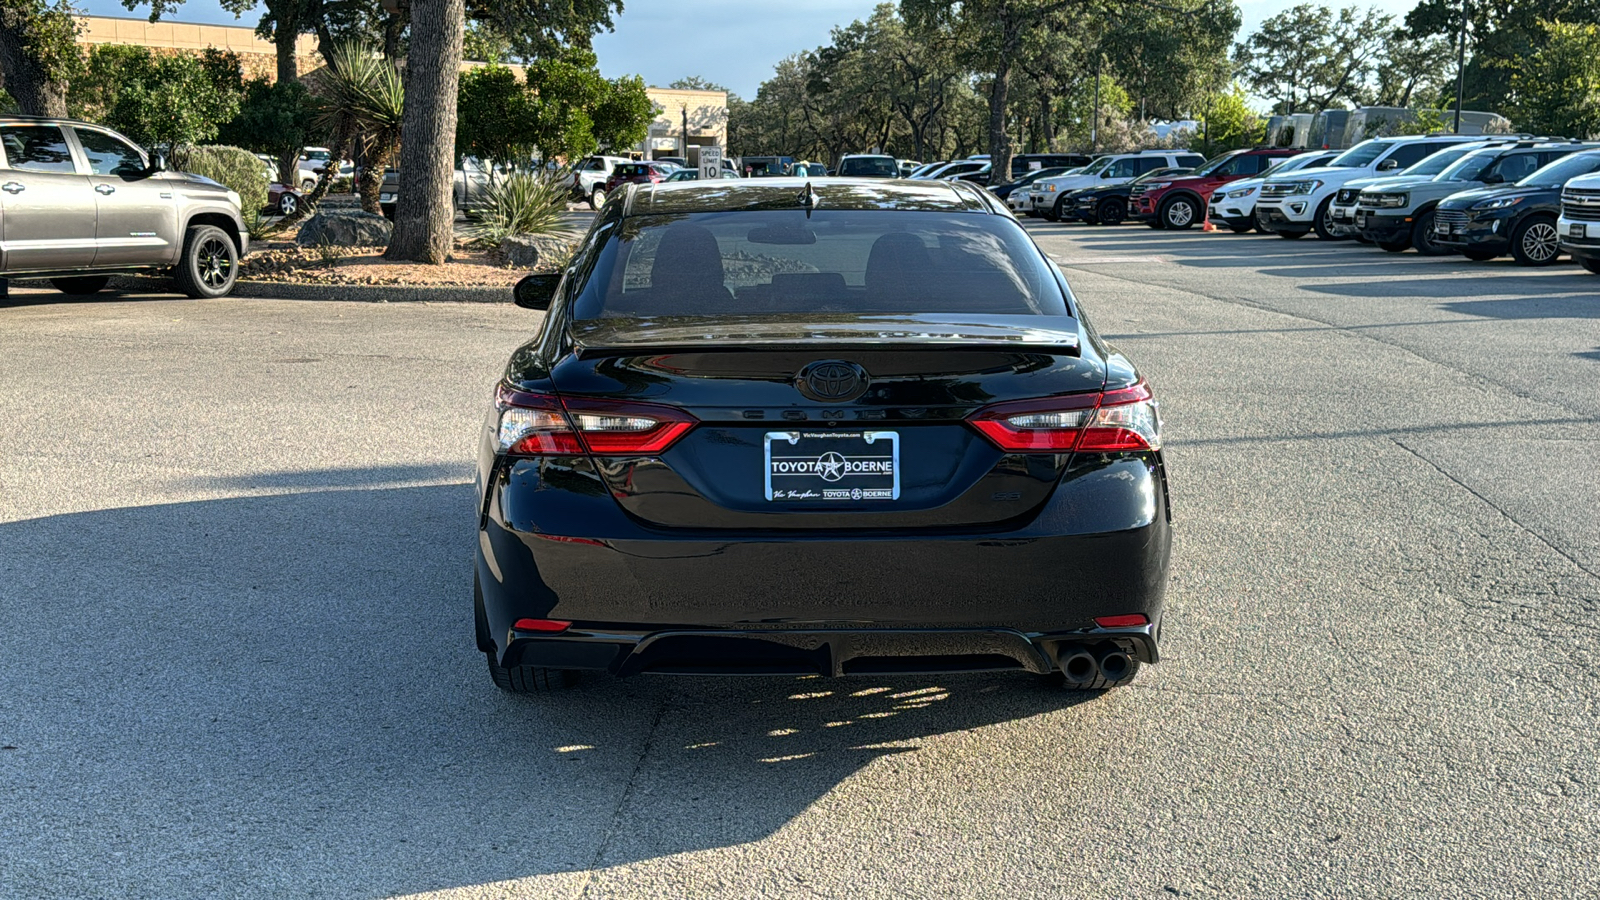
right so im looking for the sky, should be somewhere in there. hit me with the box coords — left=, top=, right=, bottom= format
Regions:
left=80, top=0, right=1422, bottom=100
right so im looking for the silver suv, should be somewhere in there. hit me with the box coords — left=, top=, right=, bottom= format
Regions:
left=1, top=116, right=248, bottom=299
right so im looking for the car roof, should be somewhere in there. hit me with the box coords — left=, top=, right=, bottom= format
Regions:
left=626, top=177, right=996, bottom=216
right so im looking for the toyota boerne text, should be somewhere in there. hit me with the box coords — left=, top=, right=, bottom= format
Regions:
left=473, top=179, right=1173, bottom=693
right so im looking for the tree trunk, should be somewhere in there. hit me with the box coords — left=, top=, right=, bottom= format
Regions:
left=987, top=60, right=1013, bottom=192
left=385, top=0, right=464, bottom=264
left=359, top=140, right=397, bottom=214
left=986, top=19, right=1018, bottom=192
left=274, top=26, right=298, bottom=83
left=278, top=149, right=298, bottom=188
left=0, top=23, right=68, bottom=116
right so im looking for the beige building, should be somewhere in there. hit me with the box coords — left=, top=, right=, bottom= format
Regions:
left=71, top=16, right=726, bottom=160
left=76, top=15, right=319, bottom=82
left=634, top=87, right=728, bottom=166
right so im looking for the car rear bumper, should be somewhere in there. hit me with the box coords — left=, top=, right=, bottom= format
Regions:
left=476, top=454, right=1172, bottom=674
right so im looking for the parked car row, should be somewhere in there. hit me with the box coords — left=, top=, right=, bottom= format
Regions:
left=1008, top=135, right=1600, bottom=273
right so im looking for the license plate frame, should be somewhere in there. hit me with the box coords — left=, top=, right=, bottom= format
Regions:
left=764, top=431, right=900, bottom=502
left=1570, top=223, right=1587, bottom=239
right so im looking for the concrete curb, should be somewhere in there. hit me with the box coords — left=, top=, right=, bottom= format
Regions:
left=107, top=276, right=510, bottom=304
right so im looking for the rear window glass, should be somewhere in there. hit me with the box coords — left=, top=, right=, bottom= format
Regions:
left=1, top=124, right=77, bottom=174
left=572, top=210, right=1067, bottom=319
left=838, top=157, right=898, bottom=177
left=1332, top=140, right=1394, bottom=167
left=615, top=164, right=652, bottom=177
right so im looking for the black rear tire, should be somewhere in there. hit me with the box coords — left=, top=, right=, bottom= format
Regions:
left=1045, top=196, right=1065, bottom=222
left=1277, top=229, right=1308, bottom=240
left=1463, top=248, right=1499, bottom=262
left=1509, top=216, right=1561, bottom=266
left=1377, top=237, right=1411, bottom=253
left=1581, top=257, right=1600, bottom=274
left=1099, top=198, right=1126, bottom=226
left=1227, top=222, right=1253, bottom=234
left=174, top=224, right=239, bottom=299
left=277, top=193, right=298, bottom=216
left=51, top=275, right=110, bottom=296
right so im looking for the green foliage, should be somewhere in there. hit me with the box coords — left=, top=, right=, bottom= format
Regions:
left=1197, top=84, right=1262, bottom=153
left=462, top=20, right=513, bottom=63
left=185, top=144, right=269, bottom=214
left=1410, top=108, right=1450, bottom=135
left=457, top=50, right=655, bottom=164
left=216, top=78, right=316, bottom=168
left=465, top=0, right=623, bottom=61
left=69, top=44, right=244, bottom=152
left=466, top=171, right=571, bottom=247
left=1510, top=20, right=1600, bottom=139
left=591, top=74, right=654, bottom=154
left=1404, top=0, right=1600, bottom=111
left=0, top=0, right=83, bottom=114
left=1101, top=0, right=1238, bottom=121
left=457, top=64, right=531, bottom=164
left=1233, top=3, right=1397, bottom=115
left=667, top=76, right=726, bottom=92
left=310, top=42, right=404, bottom=213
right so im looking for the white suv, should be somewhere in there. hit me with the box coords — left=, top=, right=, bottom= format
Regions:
left=1027, top=150, right=1205, bottom=221
left=1558, top=172, right=1600, bottom=274
left=570, top=155, right=634, bottom=209
left=1254, top=134, right=1485, bottom=240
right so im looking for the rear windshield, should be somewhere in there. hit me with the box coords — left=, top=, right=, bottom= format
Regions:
left=615, top=164, right=653, bottom=177
left=839, top=157, right=898, bottom=177
left=571, top=210, right=1068, bottom=319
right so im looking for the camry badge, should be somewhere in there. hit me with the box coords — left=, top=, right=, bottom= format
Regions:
left=797, top=360, right=869, bottom=402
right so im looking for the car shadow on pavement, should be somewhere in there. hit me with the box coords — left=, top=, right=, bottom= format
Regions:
left=0, top=483, right=1093, bottom=898
left=1290, top=280, right=1600, bottom=311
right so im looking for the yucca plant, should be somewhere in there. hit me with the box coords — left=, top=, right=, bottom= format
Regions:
left=304, top=42, right=405, bottom=217
left=466, top=171, right=573, bottom=248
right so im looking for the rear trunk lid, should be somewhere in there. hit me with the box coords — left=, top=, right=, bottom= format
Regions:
left=545, top=314, right=1105, bottom=530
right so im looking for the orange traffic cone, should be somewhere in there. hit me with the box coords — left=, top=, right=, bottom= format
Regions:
left=1201, top=192, right=1217, bottom=232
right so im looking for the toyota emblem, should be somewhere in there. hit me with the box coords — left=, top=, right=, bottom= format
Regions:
left=797, top=361, right=869, bottom=402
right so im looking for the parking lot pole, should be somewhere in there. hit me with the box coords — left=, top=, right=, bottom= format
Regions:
left=1453, top=0, right=1467, bottom=133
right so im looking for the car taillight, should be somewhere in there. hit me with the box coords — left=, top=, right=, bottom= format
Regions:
left=968, top=381, right=1161, bottom=453
left=495, top=386, right=696, bottom=456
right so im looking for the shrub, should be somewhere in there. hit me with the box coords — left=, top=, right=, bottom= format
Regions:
left=183, top=145, right=269, bottom=216
left=466, top=172, right=570, bottom=247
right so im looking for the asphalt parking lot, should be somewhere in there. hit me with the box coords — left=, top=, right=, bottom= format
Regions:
left=2, top=225, right=1598, bottom=899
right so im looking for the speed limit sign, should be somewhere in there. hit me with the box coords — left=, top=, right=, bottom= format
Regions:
left=699, top=146, right=723, bottom=181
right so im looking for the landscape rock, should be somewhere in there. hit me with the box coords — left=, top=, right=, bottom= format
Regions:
left=497, top=234, right=576, bottom=269
left=296, top=210, right=393, bottom=248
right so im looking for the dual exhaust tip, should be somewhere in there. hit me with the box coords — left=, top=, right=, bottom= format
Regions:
left=1056, top=643, right=1132, bottom=686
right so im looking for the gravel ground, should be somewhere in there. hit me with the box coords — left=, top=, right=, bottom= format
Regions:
left=0, top=223, right=1597, bottom=899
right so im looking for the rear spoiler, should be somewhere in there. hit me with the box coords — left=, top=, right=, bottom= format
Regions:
left=570, top=314, right=1082, bottom=357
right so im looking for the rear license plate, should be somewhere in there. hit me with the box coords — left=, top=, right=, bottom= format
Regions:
left=380, top=193, right=395, bottom=203
left=1437, top=221, right=1455, bottom=234
left=765, top=431, right=899, bottom=502
left=1571, top=223, right=1587, bottom=239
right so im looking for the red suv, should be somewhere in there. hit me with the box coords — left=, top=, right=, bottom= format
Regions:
left=600, top=162, right=672, bottom=201
left=1131, top=148, right=1300, bottom=230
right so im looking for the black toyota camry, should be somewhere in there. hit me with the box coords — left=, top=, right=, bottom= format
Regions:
left=473, top=178, right=1172, bottom=693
